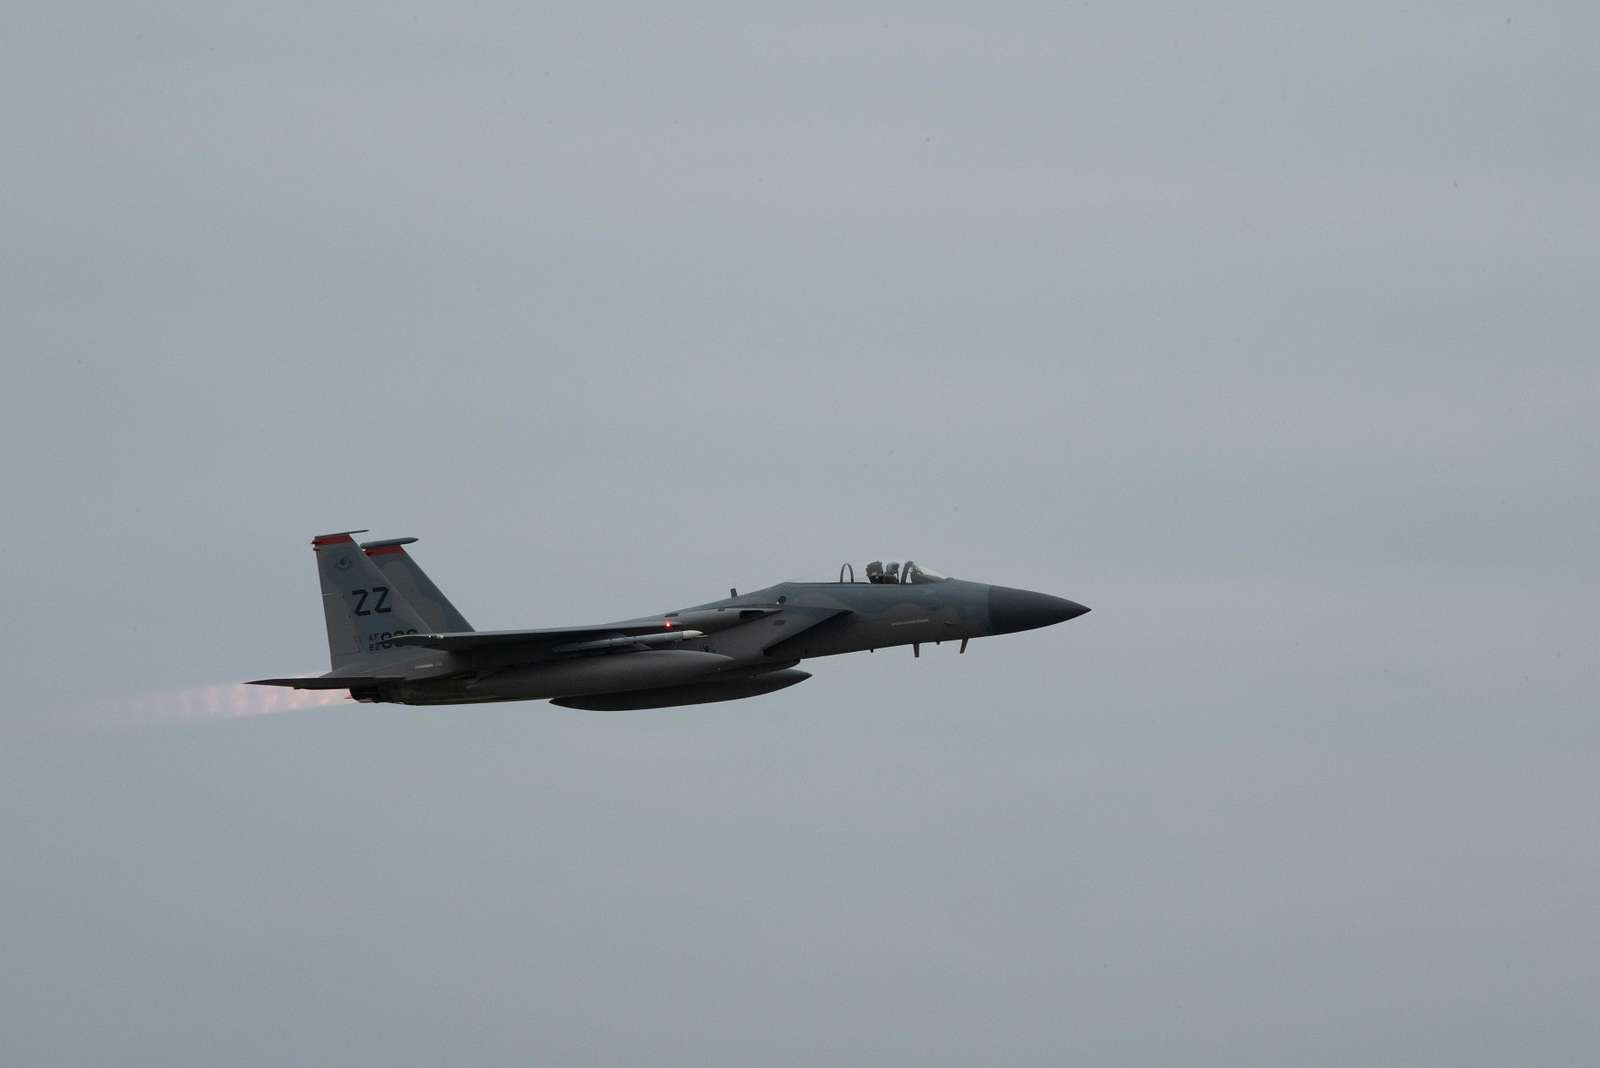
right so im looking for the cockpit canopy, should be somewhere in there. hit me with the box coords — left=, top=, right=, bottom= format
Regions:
left=862, top=559, right=948, bottom=585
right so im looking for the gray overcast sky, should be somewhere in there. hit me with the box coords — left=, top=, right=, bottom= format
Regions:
left=2, top=3, right=1597, bottom=1064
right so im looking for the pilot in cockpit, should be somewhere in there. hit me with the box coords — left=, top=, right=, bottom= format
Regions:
left=866, top=560, right=901, bottom=584
left=863, top=559, right=946, bottom=584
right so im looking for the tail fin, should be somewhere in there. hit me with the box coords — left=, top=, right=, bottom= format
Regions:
left=361, top=537, right=474, bottom=634
left=311, top=531, right=431, bottom=669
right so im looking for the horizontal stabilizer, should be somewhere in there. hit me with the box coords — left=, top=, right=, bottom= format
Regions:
left=248, top=676, right=404, bottom=690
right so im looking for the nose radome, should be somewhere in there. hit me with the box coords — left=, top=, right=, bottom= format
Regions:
left=987, top=586, right=1091, bottom=635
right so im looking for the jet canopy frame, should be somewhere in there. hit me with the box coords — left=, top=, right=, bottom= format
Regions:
left=838, top=560, right=949, bottom=585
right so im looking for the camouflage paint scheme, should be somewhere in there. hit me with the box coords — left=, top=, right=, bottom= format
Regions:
left=251, top=531, right=1089, bottom=710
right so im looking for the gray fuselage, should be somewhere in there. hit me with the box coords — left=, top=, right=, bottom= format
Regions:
left=380, top=578, right=1087, bottom=706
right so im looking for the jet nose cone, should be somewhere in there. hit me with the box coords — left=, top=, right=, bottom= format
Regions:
left=987, top=586, right=1091, bottom=635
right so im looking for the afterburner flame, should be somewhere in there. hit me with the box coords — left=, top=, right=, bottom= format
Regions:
left=102, top=680, right=348, bottom=725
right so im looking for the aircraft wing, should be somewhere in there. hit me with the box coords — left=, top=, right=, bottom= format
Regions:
left=388, top=623, right=685, bottom=654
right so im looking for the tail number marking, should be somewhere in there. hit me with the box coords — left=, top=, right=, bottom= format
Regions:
left=368, top=627, right=417, bottom=652
left=351, top=587, right=393, bottom=616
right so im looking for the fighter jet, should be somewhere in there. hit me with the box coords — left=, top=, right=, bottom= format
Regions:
left=251, top=531, right=1090, bottom=710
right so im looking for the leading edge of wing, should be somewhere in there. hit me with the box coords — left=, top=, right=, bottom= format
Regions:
left=389, top=623, right=680, bottom=653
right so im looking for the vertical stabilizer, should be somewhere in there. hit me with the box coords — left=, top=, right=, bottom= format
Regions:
left=311, top=531, right=430, bottom=669
left=362, top=537, right=474, bottom=634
